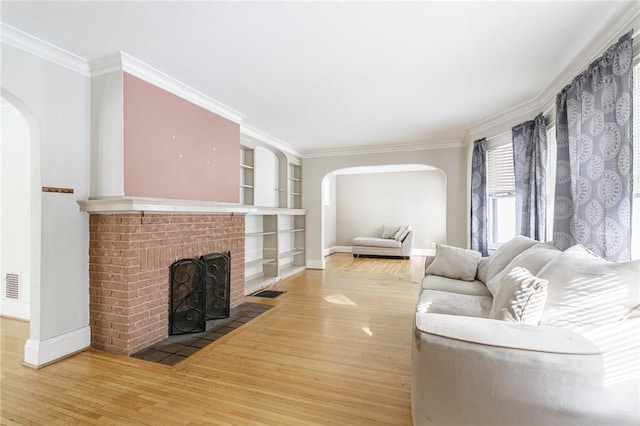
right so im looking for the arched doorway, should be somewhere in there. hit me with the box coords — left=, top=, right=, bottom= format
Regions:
left=320, top=164, right=447, bottom=257
left=0, top=90, right=42, bottom=358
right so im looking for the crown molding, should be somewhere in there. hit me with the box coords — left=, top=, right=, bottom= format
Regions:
left=303, top=139, right=464, bottom=159
left=463, top=97, right=541, bottom=146
left=240, top=124, right=303, bottom=159
left=463, top=1, right=639, bottom=146
left=537, top=1, right=640, bottom=109
left=0, top=23, right=90, bottom=76
left=88, top=52, right=246, bottom=124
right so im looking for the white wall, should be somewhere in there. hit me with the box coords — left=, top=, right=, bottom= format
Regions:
left=322, top=173, right=337, bottom=253
left=254, top=146, right=278, bottom=207
left=334, top=170, right=445, bottom=250
left=1, top=102, right=31, bottom=319
left=1, top=43, right=91, bottom=366
left=303, top=147, right=466, bottom=269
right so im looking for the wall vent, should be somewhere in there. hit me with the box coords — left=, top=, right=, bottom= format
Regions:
left=5, top=273, right=20, bottom=300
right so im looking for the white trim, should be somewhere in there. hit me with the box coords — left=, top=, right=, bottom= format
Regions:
left=77, top=196, right=257, bottom=215
left=24, top=326, right=90, bottom=367
left=538, top=3, right=640, bottom=109
left=0, top=299, right=30, bottom=320
left=464, top=98, right=541, bottom=146
left=88, top=52, right=246, bottom=124
left=304, top=139, right=464, bottom=158
left=463, top=2, right=639, bottom=146
left=0, top=23, right=90, bottom=76
left=306, top=259, right=325, bottom=269
left=413, top=248, right=436, bottom=257
left=324, top=246, right=352, bottom=256
left=240, top=124, right=303, bottom=159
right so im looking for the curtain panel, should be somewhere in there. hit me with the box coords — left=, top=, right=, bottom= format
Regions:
left=554, top=31, right=634, bottom=261
left=512, top=112, right=548, bottom=241
left=471, top=138, right=488, bottom=256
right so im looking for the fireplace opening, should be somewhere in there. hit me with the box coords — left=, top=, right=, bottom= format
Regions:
left=169, top=252, right=231, bottom=335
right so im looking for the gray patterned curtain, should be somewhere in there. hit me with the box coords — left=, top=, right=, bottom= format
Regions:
left=553, top=31, right=633, bottom=261
left=471, top=138, right=488, bottom=256
left=512, top=112, right=548, bottom=241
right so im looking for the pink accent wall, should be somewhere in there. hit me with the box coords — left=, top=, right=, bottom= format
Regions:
left=123, top=73, right=240, bottom=202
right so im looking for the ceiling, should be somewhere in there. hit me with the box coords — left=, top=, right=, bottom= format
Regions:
left=0, top=1, right=632, bottom=155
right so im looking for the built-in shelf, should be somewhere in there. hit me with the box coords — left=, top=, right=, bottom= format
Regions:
left=240, top=141, right=305, bottom=295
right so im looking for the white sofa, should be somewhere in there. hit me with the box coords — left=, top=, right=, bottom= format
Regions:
left=352, top=225, right=414, bottom=259
left=412, top=236, right=640, bottom=426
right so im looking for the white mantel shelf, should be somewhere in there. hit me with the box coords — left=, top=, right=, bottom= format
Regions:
left=78, top=196, right=254, bottom=215
left=77, top=197, right=307, bottom=215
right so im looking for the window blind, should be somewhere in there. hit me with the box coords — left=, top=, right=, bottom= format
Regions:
left=487, top=143, right=515, bottom=195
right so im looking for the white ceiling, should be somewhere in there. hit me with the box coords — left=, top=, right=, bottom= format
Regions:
left=0, top=1, right=632, bottom=155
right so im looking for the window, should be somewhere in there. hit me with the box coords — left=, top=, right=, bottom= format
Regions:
left=487, top=142, right=516, bottom=247
left=632, top=62, right=640, bottom=259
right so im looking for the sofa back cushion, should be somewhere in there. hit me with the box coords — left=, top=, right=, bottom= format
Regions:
left=426, top=244, right=481, bottom=281
left=489, top=267, right=549, bottom=324
left=381, top=225, right=401, bottom=239
left=538, top=245, right=640, bottom=328
left=486, top=242, right=561, bottom=296
left=476, top=235, right=538, bottom=284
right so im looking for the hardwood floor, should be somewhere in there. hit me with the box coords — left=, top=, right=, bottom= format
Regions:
left=0, top=254, right=424, bottom=425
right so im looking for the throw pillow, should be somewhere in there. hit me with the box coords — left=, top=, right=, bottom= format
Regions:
left=485, top=242, right=561, bottom=297
left=426, top=244, right=481, bottom=281
left=489, top=267, right=548, bottom=325
left=394, top=225, right=412, bottom=242
left=476, top=235, right=538, bottom=284
left=381, top=225, right=401, bottom=239
left=537, top=245, right=640, bottom=328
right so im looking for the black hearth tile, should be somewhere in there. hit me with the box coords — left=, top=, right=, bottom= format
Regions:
left=169, top=335, right=200, bottom=345
left=217, top=326, right=235, bottom=334
left=139, top=351, right=171, bottom=363
left=244, top=312, right=262, bottom=318
left=202, top=332, right=225, bottom=341
left=228, top=321, right=244, bottom=329
left=176, top=346, right=200, bottom=357
left=158, top=354, right=186, bottom=366
left=190, top=339, right=211, bottom=349
left=159, top=343, right=186, bottom=354
left=236, top=317, right=252, bottom=323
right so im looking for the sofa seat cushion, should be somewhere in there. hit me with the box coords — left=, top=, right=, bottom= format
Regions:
left=416, top=290, right=493, bottom=318
left=421, top=275, right=491, bottom=297
left=352, top=236, right=401, bottom=248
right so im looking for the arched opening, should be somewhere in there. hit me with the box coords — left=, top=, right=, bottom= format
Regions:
left=0, top=90, right=42, bottom=359
left=320, top=164, right=447, bottom=257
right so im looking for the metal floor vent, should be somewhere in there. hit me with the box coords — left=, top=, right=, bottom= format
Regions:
left=5, top=273, right=20, bottom=300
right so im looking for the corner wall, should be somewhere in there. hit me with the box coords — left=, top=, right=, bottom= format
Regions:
left=303, top=147, right=466, bottom=268
left=1, top=43, right=91, bottom=366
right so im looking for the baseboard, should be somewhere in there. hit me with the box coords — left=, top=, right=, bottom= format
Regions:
left=24, top=325, right=91, bottom=367
left=323, top=246, right=352, bottom=256
left=306, top=259, right=325, bottom=269
left=0, top=299, right=30, bottom=320
left=412, top=248, right=436, bottom=256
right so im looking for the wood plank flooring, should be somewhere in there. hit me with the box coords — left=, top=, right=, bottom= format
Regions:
left=0, top=254, right=424, bottom=425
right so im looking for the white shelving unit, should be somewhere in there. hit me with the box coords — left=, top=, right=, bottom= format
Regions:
left=240, top=139, right=306, bottom=295
left=240, top=146, right=254, bottom=205
left=289, top=163, right=302, bottom=209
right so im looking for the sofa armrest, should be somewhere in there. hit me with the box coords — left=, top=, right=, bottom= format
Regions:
left=400, top=230, right=414, bottom=256
left=424, top=255, right=435, bottom=274
left=415, top=312, right=601, bottom=355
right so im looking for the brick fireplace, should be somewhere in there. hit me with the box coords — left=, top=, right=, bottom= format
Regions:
left=88, top=212, right=245, bottom=355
